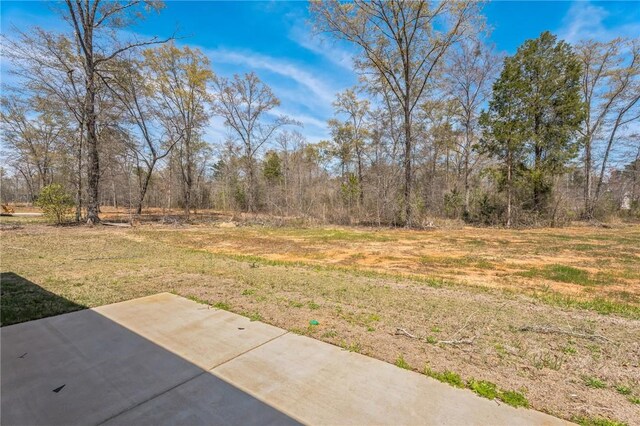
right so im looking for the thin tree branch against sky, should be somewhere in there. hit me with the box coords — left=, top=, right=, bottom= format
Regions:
left=1, top=5, right=640, bottom=426
left=1, top=0, right=638, bottom=227
left=2, top=1, right=638, bottom=145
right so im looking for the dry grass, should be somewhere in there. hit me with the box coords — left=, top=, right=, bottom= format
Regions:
left=1, top=220, right=639, bottom=425
left=133, top=223, right=640, bottom=316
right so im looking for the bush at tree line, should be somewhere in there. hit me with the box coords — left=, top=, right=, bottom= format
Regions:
left=36, top=184, right=74, bottom=225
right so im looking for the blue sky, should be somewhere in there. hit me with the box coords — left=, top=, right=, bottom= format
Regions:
left=2, top=1, right=639, bottom=145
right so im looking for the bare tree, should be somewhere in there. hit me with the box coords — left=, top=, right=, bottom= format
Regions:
left=576, top=38, right=639, bottom=216
left=332, top=89, right=370, bottom=206
left=446, top=40, right=500, bottom=216
left=101, top=56, right=182, bottom=215
left=142, top=42, right=213, bottom=218
left=311, top=0, right=481, bottom=226
left=591, top=40, right=640, bottom=209
left=3, top=28, right=88, bottom=220
left=0, top=96, right=67, bottom=197
left=213, top=72, right=297, bottom=212
left=63, top=0, right=169, bottom=224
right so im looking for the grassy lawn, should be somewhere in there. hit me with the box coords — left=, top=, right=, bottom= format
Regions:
left=1, top=220, right=639, bottom=425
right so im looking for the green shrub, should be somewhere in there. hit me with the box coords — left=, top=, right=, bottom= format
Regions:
left=444, top=189, right=463, bottom=218
left=35, top=184, right=74, bottom=224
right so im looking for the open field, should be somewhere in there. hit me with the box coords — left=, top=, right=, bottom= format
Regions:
left=136, top=223, right=640, bottom=316
left=1, top=218, right=639, bottom=425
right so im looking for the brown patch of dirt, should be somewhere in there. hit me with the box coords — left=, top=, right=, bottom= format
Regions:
left=142, top=224, right=640, bottom=307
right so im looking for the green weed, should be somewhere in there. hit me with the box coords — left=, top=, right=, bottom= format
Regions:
left=573, top=416, right=627, bottom=426
left=244, top=311, right=263, bottom=322
left=213, top=301, right=231, bottom=310
left=424, top=368, right=464, bottom=388
left=583, top=376, right=606, bottom=389
left=499, top=389, right=529, bottom=408
left=532, top=352, right=563, bottom=370
left=467, top=379, right=498, bottom=400
left=395, top=354, right=411, bottom=370
left=321, top=330, right=337, bottom=339
left=341, top=341, right=362, bottom=353
left=615, top=385, right=631, bottom=395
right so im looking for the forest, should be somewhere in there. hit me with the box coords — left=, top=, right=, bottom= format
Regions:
left=1, top=1, right=639, bottom=228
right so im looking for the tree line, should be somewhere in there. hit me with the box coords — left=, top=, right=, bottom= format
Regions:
left=1, top=1, right=638, bottom=227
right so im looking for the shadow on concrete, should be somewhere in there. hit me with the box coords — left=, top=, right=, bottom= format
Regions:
left=0, top=278, right=300, bottom=425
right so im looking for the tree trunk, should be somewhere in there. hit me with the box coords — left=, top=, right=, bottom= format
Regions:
left=75, top=124, right=83, bottom=222
left=464, top=155, right=470, bottom=217
left=183, top=136, right=192, bottom=218
left=506, top=150, right=512, bottom=228
left=85, top=69, right=100, bottom=225
left=532, top=115, right=543, bottom=213
left=463, top=125, right=471, bottom=217
left=584, top=133, right=592, bottom=217
left=136, top=163, right=155, bottom=216
left=356, top=145, right=364, bottom=207
left=112, top=178, right=117, bottom=208
left=168, top=157, right=173, bottom=211
left=247, top=160, right=255, bottom=213
left=183, top=183, right=191, bottom=217
left=403, top=105, right=412, bottom=227
left=594, top=112, right=624, bottom=205
left=283, top=149, right=289, bottom=214
left=533, top=144, right=542, bottom=212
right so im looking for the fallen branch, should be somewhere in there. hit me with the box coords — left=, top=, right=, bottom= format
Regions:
left=438, top=306, right=484, bottom=346
left=437, top=335, right=478, bottom=345
left=4, top=246, right=31, bottom=251
left=74, top=255, right=142, bottom=261
left=394, top=328, right=417, bottom=339
left=394, top=327, right=478, bottom=345
left=519, top=325, right=609, bottom=342
left=102, top=222, right=132, bottom=228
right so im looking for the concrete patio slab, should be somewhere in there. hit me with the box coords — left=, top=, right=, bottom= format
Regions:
left=1, top=292, right=572, bottom=425
left=2, top=309, right=202, bottom=425
left=1, top=293, right=289, bottom=425
left=213, top=332, right=569, bottom=426
left=92, top=292, right=286, bottom=369
left=102, top=371, right=299, bottom=426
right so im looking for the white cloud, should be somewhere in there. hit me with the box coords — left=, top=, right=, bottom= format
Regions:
left=288, top=23, right=355, bottom=71
left=558, top=1, right=640, bottom=44
left=203, top=105, right=330, bottom=147
left=202, top=46, right=351, bottom=142
left=271, top=107, right=328, bottom=130
left=207, top=47, right=336, bottom=105
left=202, top=116, right=230, bottom=144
